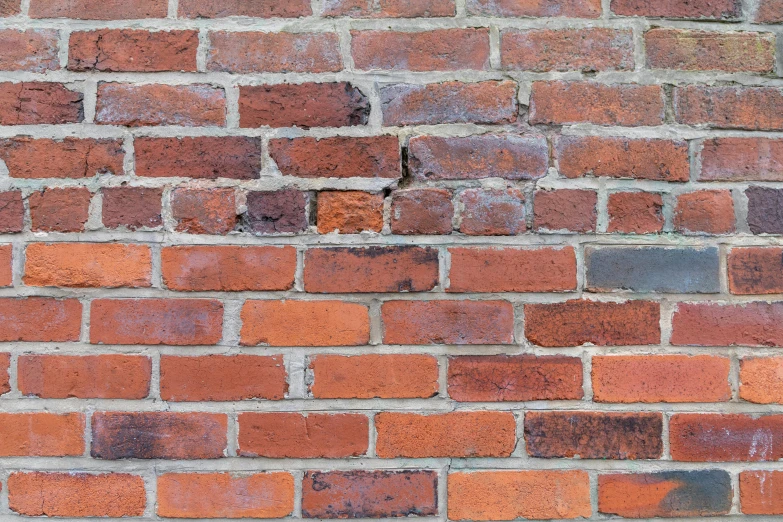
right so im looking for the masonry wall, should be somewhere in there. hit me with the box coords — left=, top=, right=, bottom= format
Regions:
left=1, top=0, right=783, bottom=519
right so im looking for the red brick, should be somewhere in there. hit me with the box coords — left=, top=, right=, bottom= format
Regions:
left=161, top=355, right=286, bottom=401
left=0, top=244, right=11, bottom=287
left=208, top=31, right=341, bottom=73
left=304, top=246, right=438, bottom=293
left=672, top=302, right=783, bottom=347
left=607, top=192, right=664, bottom=233
left=0, top=191, right=23, bottom=232
left=502, top=28, right=633, bottom=72
left=449, top=471, right=591, bottom=520
left=700, top=137, right=783, bottom=181
left=162, top=245, right=296, bottom=291
left=303, top=470, right=437, bottom=518
left=376, top=411, right=516, bottom=458
left=741, top=471, right=783, bottom=514
left=25, top=243, right=151, bottom=288
left=611, top=0, right=741, bottom=18
left=309, top=354, right=439, bottom=399
left=391, top=188, right=453, bottom=235
left=530, top=81, right=664, bottom=126
left=245, top=189, right=308, bottom=234
left=468, top=0, right=600, bottom=17
left=675, top=85, right=783, bottom=130
left=90, top=299, right=223, bottom=345
left=0, top=352, right=9, bottom=394
left=592, top=355, right=731, bottom=403
left=69, top=29, right=198, bottom=72
left=317, top=191, right=384, bottom=233
left=459, top=188, right=526, bottom=235
left=0, top=412, right=84, bottom=456
left=646, top=29, right=775, bottom=73
left=534, top=189, right=597, bottom=232
left=525, top=411, right=663, bottom=459
left=95, top=83, right=225, bottom=127
left=270, top=136, right=400, bottom=178
left=0, top=137, right=123, bottom=179
left=29, top=187, right=91, bottom=232
left=525, top=300, right=660, bottom=347
left=352, top=29, right=489, bottom=71
left=135, top=137, right=261, bottom=179
left=382, top=81, right=517, bottom=126
left=448, top=355, right=583, bottom=401
left=408, top=134, right=548, bottom=181
left=0, top=82, right=83, bottom=125
left=238, top=412, right=368, bottom=457
left=674, top=190, right=735, bottom=235
left=102, top=187, right=162, bottom=230
left=30, top=0, right=167, bottom=18
left=757, top=0, right=783, bottom=22
left=241, top=300, right=370, bottom=346
left=0, top=298, right=81, bottom=342
left=729, top=247, right=783, bottom=294
left=740, top=357, right=783, bottom=404
left=18, top=354, right=150, bottom=399
left=448, top=247, right=576, bottom=293
left=0, top=0, right=19, bottom=16
left=239, top=83, right=369, bottom=128
left=555, top=136, right=689, bottom=181
left=0, top=29, right=59, bottom=72
left=171, top=187, right=237, bottom=235
left=158, top=473, right=294, bottom=519
left=91, top=411, right=227, bottom=459
left=670, top=413, right=783, bottom=461
left=382, top=300, right=514, bottom=345
left=8, top=473, right=145, bottom=518
left=324, top=0, right=454, bottom=17
left=179, top=0, right=311, bottom=18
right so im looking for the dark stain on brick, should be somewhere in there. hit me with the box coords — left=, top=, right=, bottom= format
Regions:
left=747, top=186, right=783, bottom=234
left=244, top=189, right=308, bottom=234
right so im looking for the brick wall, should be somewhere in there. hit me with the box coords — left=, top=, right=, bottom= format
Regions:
left=0, top=0, right=782, bottom=519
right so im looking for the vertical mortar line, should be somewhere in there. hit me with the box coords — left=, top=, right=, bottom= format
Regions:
left=489, top=25, right=501, bottom=71
left=733, top=185, right=751, bottom=234
left=227, top=411, right=239, bottom=457
left=286, top=350, right=307, bottom=399
left=661, top=411, right=671, bottom=460
left=161, top=186, right=176, bottom=232
left=167, top=0, right=179, bottom=18
left=221, top=299, right=243, bottom=348
left=85, top=189, right=103, bottom=231
left=600, top=0, right=611, bottom=19
left=338, top=20, right=354, bottom=72
left=588, top=469, right=599, bottom=520
left=718, top=243, right=729, bottom=296
left=455, top=0, right=467, bottom=17
left=575, top=240, right=586, bottom=293
left=631, top=19, right=646, bottom=72
left=596, top=181, right=609, bottom=234
left=582, top=350, right=593, bottom=402
left=80, top=298, right=91, bottom=345
left=367, top=410, right=377, bottom=458
left=731, top=470, right=741, bottom=515
left=196, top=29, right=209, bottom=73
left=150, top=242, right=163, bottom=289
left=144, top=469, right=158, bottom=519
left=293, top=468, right=304, bottom=518
left=83, top=79, right=98, bottom=124
left=58, top=28, right=70, bottom=70
left=512, top=410, right=527, bottom=458
left=438, top=462, right=450, bottom=522
left=366, top=80, right=384, bottom=131
left=689, top=138, right=702, bottom=184
left=438, top=354, right=449, bottom=399
left=661, top=189, right=676, bottom=233
left=12, top=239, right=24, bottom=288
left=730, top=347, right=741, bottom=403
left=225, top=83, right=241, bottom=129
left=659, top=299, right=674, bottom=346
left=369, top=299, right=383, bottom=346
left=122, top=132, right=135, bottom=177
left=83, top=408, right=93, bottom=458
left=295, top=247, right=305, bottom=292
left=149, top=349, right=162, bottom=400
left=438, top=245, right=450, bottom=292
left=7, top=351, right=18, bottom=398
left=775, top=28, right=783, bottom=78
left=311, top=0, right=324, bottom=17
left=513, top=300, right=525, bottom=350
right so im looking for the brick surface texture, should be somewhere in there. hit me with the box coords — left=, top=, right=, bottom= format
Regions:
left=0, top=0, right=780, bottom=519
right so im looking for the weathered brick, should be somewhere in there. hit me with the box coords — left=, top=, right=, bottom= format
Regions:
left=674, top=190, right=735, bottom=235
left=324, top=0, right=454, bottom=17
left=448, top=355, right=583, bottom=401
left=90, top=299, right=223, bottom=345
left=381, top=81, right=517, bottom=126
left=448, top=247, right=576, bottom=293
left=178, top=0, right=311, bottom=18
left=0, top=297, right=81, bottom=342
left=91, top=411, right=227, bottom=459
left=525, top=411, right=663, bottom=459
left=586, top=246, right=720, bottom=293
left=670, top=413, right=783, bottom=461
left=270, top=136, right=400, bottom=178
left=135, top=137, right=261, bottom=179
left=0, top=244, right=10, bottom=287
left=238, top=412, right=368, bottom=457
left=171, top=187, right=237, bottom=235
left=239, top=83, right=369, bottom=128
left=599, top=471, right=732, bottom=518
left=8, top=473, right=146, bottom=518
left=525, top=300, right=660, bottom=347
left=375, top=411, right=516, bottom=457
left=0, top=137, right=123, bottom=178
left=208, top=32, right=341, bottom=73
left=245, top=189, right=308, bottom=234
left=352, top=29, right=489, bottom=71
left=391, top=188, right=453, bottom=235
left=30, top=0, right=167, bottom=18
left=671, top=302, right=783, bottom=347
left=102, top=187, right=162, bottom=230
left=69, top=29, right=198, bottom=71
left=701, top=137, right=783, bottom=181
left=25, top=243, right=151, bottom=288
left=607, top=191, right=664, bottom=234
left=502, top=28, right=633, bottom=72
left=0, top=0, right=19, bottom=16
left=160, top=355, right=287, bottom=401
left=0, top=191, right=23, bottom=232
left=305, top=246, right=438, bottom=293
left=303, top=471, right=438, bottom=518
left=646, top=29, right=775, bottom=72
left=382, top=300, right=514, bottom=345
left=0, top=82, right=83, bottom=125
left=592, top=355, right=731, bottom=403
left=747, top=186, right=783, bottom=234
left=0, top=29, right=59, bottom=72
left=408, top=134, right=548, bottom=181
left=555, top=136, right=689, bottom=181
left=18, top=354, right=150, bottom=399
left=0, top=352, right=9, bottom=394
left=467, top=0, right=600, bottom=17
left=741, top=471, right=783, bottom=514
left=534, top=189, right=597, bottom=233
left=317, top=191, right=384, bottom=233
left=157, top=473, right=294, bottom=518
left=459, top=188, right=526, bottom=235
left=611, top=0, right=741, bottom=19
left=29, top=187, right=91, bottom=232
left=162, top=245, right=295, bottom=291
left=309, top=354, right=439, bottom=399
left=729, top=247, right=783, bottom=294
left=740, top=357, right=783, bottom=404
left=675, top=86, right=783, bottom=130
left=0, top=412, right=84, bottom=456
left=756, top=0, right=783, bottom=22
left=241, top=300, right=370, bottom=346
left=95, top=83, right=226, bottom=126
left=449, top=471, right=591, bottom=520
left=530, top=81, right=664, bottom=126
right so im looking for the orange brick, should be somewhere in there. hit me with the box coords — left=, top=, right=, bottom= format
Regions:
left=740, top=357, right=783, bottom=404
left=317, top=191, right=384, bottom=233
left=741, top=471, right=783, bottom=515
left=0, top=412, right=84, bottom=456
left=0, top=298, right=81, bottom=342
left=0, top=243, right=12, bottom=286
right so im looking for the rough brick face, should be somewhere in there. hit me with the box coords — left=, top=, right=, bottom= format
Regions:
left=740, top=357, right=783, bottom=404
left=611, top=0, right=741, bottom=19
left=0, top=413, right=84, bottom=456
left=0, top=137, right=123, bottom=178
left=740, top=471, right=783, bottom=514
left=670, top=413, right=783, bottom=461
left=102, top=187, right=162, bottom=230
left=135, top=137, right=262, bottom=179
left=700, top=137, right=783, bottom=181
left=0, top=82, right=83, bottom=125
left=675, top=86, right=783, bottom=130
left=0, top=29, right=59, bottom=72
left=607, top=192, right=664, bottom=233
left=459, top=188, right=526, bottom=235
left=645, top=29, right=775, bottom=72
left=316, top=191, right=384, bottom=233
left=534, top=189, right=597, bottom=232
left=391, top=188, right=453, bottom=234
left=270, top=136, right=400, bottom=178
left=69, top=29, right=198, bottom=72
left=208, top=32, right=341, bottom=73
